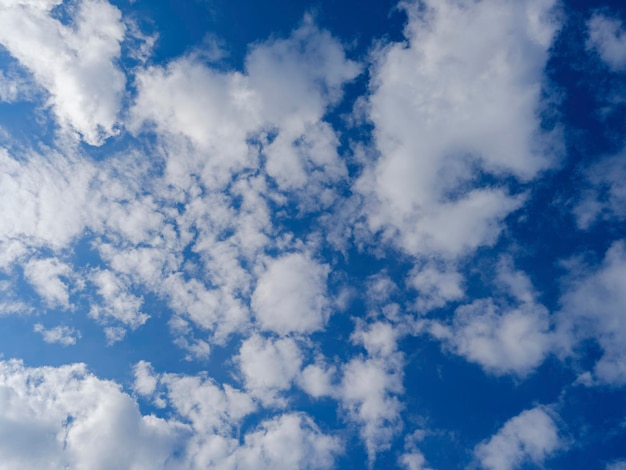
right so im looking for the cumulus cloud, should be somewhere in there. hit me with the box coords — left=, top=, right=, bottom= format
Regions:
left=33, top=323, right=80, bottom=346
left=474, top=406, right=563, bottom=470
left=574, top=150, right=626, bottom=229
left=237, top=334, right=303, bottom=405
left=0, top=359, right=343, bottom=469
left=252, top=253, right=330, bottom=335
left=0, top=148, right=95, bottom=262
left=408, top=261, right=464, bottom=312
left=588, top=13, right=626, bottom=71
left=23, top=257, right=72, bottom=309
left=89, top=269, right=147, bottom=335
left=357, top=0, right=559, bottom=257
left=340, top=322, right=405, bottom=464
left=0, top=0, right=126, bottom=144
left=557, top=240, right=626, bottom=385
left=0, top=359, right=185, bottom=469
left=431, top=261, right=553, bottom=377
left=221, top=413, right=342, bottom=470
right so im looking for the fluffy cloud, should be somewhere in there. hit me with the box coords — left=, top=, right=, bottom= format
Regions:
left=408, top=261, right=464, bottom=312
left=474, top=406, right=563, bottom=470
left=357, top=0, right=559, bottom=257
left=23, top=257, right=72, bottom=309
left=431, top=261, right=552, bottom=376
left=574, top=150, right=626, bottom=229
left=252, top=253, right=330, bottom=335
left=131, top=17, right=357, bottom=200
left=89, top=269, right=147, bottom=335
left=0, top=359, right=343, bottom=470
left=557, top=240, right=626, bottom=385
left=0, top=0, right=126, bottom=144
left=0, top=149, right=95, bottom=262
left=0, top=359, right=185, bottom=469
left=588, top=13, right=626, bottom=71
left=340, top=322, right=405, bottom=464
left=33, top=323, right=80, bottom=346
left=237, top=334, right=303, bottom=404
left=132, top=361, right=341, bottom=469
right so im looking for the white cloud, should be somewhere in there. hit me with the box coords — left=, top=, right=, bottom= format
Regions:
left=474, top=406, right=562, bottom=470
left=588, top=14, right=626, bottom=71
left=574, top=150, right=626, bottom=229
left=557, top=240, right=626, bottom=385
left=252, top=253, right=330, bottom=335
left=33, top=323, right=80, bottom=346
left=0, top=359, right=342, bottom=469
left=339, top=353, right=404, bottom=464
left=0, top=359, right=186, bottom=469
left=0, top=0, right=126, bottom=144
left=132, top=362, right=342, bottom=469
left=237, top=334, right=303, bottom=405
left=429, top=259, right=553, bottom=377
left=399, top=429, right=431, bottom=470
left=408, top=262, right=464, bottom=312
left=435, top=298, right=552, bottom=377
left=89, top=269, right=147, bottom=332
left=23, top=257, right=72, bottom=309
left=357, top=0, right=559, bottom=257
left=130, top=17, right=357, bottom=208
left=0, top=148, right=95, bottom=260
left=223, top=413, right=342, bottom=470
left=299, top=363, right=336, bottom=399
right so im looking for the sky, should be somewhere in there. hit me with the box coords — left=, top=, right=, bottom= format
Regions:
left=0, top=0, right=625, bottom=468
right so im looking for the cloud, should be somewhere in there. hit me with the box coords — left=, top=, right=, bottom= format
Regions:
left=398, top=428, right=431, bottom=470
left=356, top=0, right=559, bottom=257
left=0, top=359, right=342, bottom=469
left=252, top=252, right=330, bottom=335
left=0, top=359, right=185, bottom=469
left=408, top=261, right=464, bottom=312
left=431, top=260, right=552, bottom=377
left=33, top=323, right=80, bottom=346
left=573, top=149, right=626, bottom=229
left=0, top=0, right=126, bottom=144
left=130, top=17, right=358, bottom=206
left=89, top=268, right=147, bottom=335
left=335, top=322, right=405, bottom=465
left=474, top=406, right=563, bottom=470
left=237, top=334, right=303, bottom=405
left=225, top=413, right=342, bottom=470
left=588, top=13, right=626, bottom=71
left=557, top=240, right=626, bottom=385
left=23, top=257, right=72, bottom=309
left=0, top=148, right=95, bottom=262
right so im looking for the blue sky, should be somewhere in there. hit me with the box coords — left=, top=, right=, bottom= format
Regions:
left=0, top=0, right=625, bottom=468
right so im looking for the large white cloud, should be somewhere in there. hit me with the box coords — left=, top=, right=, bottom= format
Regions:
left=357, top=0, right=560, bottom=257
left=474, top=406, right=563, bottom=470
left=0, top=0, right=126, bottom=144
